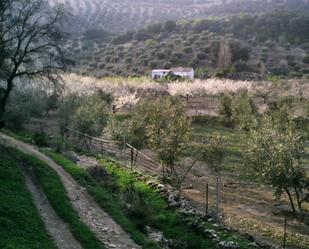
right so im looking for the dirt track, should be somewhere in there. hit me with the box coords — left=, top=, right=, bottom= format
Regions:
left=22, top=169, right=83, bottom=249
left=1, top=133, right=140, bottom=249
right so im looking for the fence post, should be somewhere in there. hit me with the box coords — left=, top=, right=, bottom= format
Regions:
left=100, top=141, right=103, bottom=155
left=283, top=216, right=287, bottom=249
left=216, top=175, right=220, bottom=222
left=130, top=147, right=134, bottom=171
left=122, top=136, right=126, bottom=166
left=205, top=182, right=209, bottom=217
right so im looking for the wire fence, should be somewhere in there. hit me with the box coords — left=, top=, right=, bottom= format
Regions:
left=62, top=126, right=164, bottom=179
left=62, top=126, right=218, bottom=217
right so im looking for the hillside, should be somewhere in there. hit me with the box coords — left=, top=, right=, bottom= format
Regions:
left=66, top=10, right=309, bottom=79
left=49, top=0, right=309, bottom=33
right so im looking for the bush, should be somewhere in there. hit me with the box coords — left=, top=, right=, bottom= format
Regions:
left=164, top=20, right=176, bottom=32
left=183, top=46, right=192, bottom=54
left=303, top=55, right=309, bottom=64
left=196, top=52, right=206, bottom=60
left=32, top=132, right=48, bottom=146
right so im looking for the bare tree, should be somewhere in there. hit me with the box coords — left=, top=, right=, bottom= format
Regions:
left=0, top=0, right=66, bottom=129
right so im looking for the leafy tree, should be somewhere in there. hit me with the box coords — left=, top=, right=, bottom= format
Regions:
left=218, top=94, right=233, bottom=127
left=133, top=30, right=151, bottom=41
left=230, top=41, right=251, bottom=62
left=58, top=93, right=83, bottom=128
left=164, top=20, right=177, bottom=32
left=0, top=0, right=65, bottom=129
left=232, top=92, right=259, bottom=132
left=72, top=94, right=108, bottom=137
left=144, top=97, right=192, bottom=185
left=146, top=23, right=162, bottom=34
left=303, top=55, right=309, bottom=64
left=246, top=114, right=308, bottom=214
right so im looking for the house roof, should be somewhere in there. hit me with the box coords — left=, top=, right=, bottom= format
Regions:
left=152, top=69, right=171, bottom=72
left=170, top=67, right=193, bottom=73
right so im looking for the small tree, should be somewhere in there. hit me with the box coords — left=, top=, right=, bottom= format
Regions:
left=246, top=114, right=308, bottom=214
left=218, top=94, right=233, bottom=127
left=72, top=94, right=109, bottom=137
left=144, top=97, right=191, bottom=182
left=232, top=92, right=259, bottom=132
left=196, top=134, right=225, bottom=221
left=121, top=97, right=192, bottom=187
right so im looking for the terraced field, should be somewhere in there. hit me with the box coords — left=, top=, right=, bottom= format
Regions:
left=48, top=0, right=309, bottom=33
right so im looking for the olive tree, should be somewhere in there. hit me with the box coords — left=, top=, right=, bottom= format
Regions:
left=231, top=92, right=259, bottom=132
left=0, top=0, right=65, bottom=129
left=109, top=97, right=192, bottom=187
left=218, top=94, right=233, bottom=127
left=246, top=113, right=308, bottom=214
left=143, top=97, right=192, bottom=183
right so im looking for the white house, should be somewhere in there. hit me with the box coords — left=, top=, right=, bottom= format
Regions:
left=170, top=67, right=194, bottom=79
left=151, top=69, right=171, bottom=79
left=151, top=67, right=194, bottom=79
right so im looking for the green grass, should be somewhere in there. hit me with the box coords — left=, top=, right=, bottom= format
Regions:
left=13, top=150, right=106, bottom=249
left=1, top=128, right=33, bottom=143
left=43, top=150, right=161, bottom=249
left=44, top=150, right=258, bottom=249
left=0, top=148, right=56, bottom=249
left=190, top=116, right=246, bottom=172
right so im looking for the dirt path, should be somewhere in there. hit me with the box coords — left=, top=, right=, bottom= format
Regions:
left=22, top=169, right=84, bottom=249
left=0, top=133, right=141, bottom=249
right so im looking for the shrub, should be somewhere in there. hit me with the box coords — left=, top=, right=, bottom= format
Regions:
left=196, top=52, right=207, bottom=60
left=303, top=55, right=309, bottom=64
left=183, top=46, right=192, bottom=54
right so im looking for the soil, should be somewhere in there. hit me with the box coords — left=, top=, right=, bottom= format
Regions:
left=21, top=168, right=83, bottom=249
left=0, top=133, right=141, bottom=249
left=180, top=161, right=309, bottom=249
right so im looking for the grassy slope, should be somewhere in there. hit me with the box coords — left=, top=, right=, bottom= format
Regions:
left=44, top=150, right=258, bottom=249
left=12, top=150, right=107, bottom=249
left=43, top=150, right=161, bottom=249
left=0, top=148, right=56, bottom=249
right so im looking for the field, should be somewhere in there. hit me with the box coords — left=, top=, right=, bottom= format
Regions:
left=60, top=74, right=309, bottom=116
left=186, top=116, right=309, bottom=248
left=48, top=0, right=309, bottom=33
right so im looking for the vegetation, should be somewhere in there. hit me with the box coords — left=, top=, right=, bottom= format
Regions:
left=107, top=96, right=192, bottom=187
left=68, top=10, right=309, bottom=79
left=43, top=150, right=259, bottom=249
left=195, top=134, right=225, bottom=221
left=246, top=110, right=309, bottom=214
left=0, top=0, right=64, bottom=129
left=43, top=150, right=162, bottom=249
left=0, top=148, right=56, bottom=249
left=13, top=150, right=106, bottom=249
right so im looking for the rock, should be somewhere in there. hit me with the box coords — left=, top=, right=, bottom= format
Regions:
left=107, top=243, right=117, bottom=248
left=62, top=151, right=79, bottom=163
left=218, top=241, right=240, bottom=249
left=247, top=242, right=259, bottom=248
left=244, top=232, right=256, bottom=242
left=204, top=229, right=219, bottom=239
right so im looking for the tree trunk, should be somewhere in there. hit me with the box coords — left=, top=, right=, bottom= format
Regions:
left=285, top=187, right=296, bottom=215
left=294, top=187, right=303, bottom=212
left=0, top=78, right=14, bottom=129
